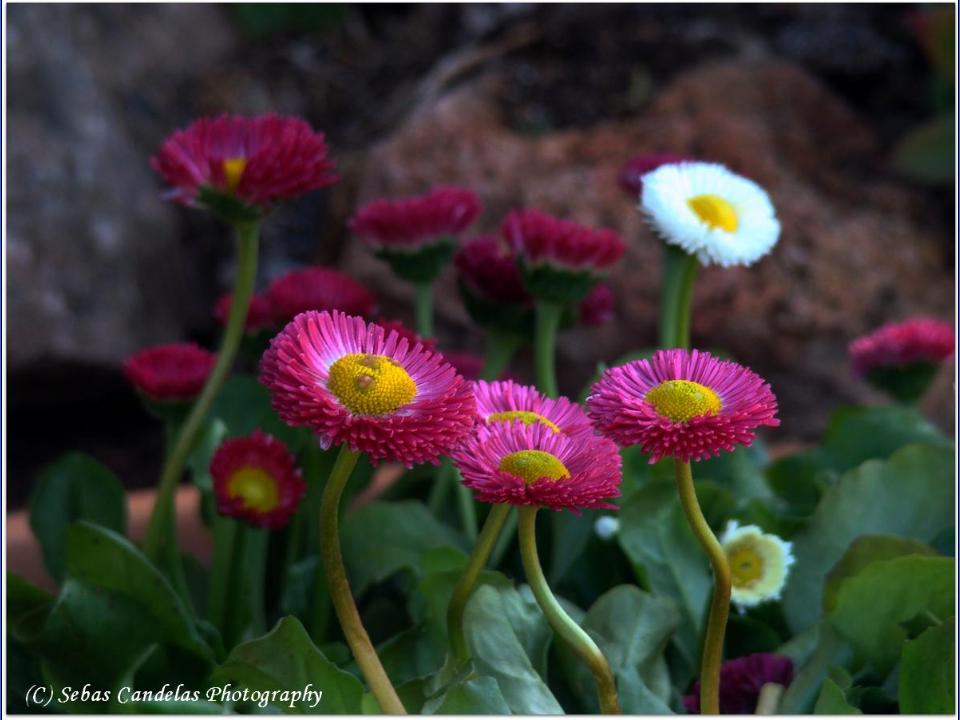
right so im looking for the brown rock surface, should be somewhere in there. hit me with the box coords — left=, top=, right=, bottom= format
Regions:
left=343, top=59, right=953, bottom=438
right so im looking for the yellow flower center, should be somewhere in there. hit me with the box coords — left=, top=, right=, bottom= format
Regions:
left=688, top=194, right=739, bottom=232
left=227, top=467, right=280, bottom=512
left=498, top=450, right=570, bottom=485
left=728, top=543, right=765, bottom=587
left=646, top=379, right=722, bottom=423
left=487, top=410, right=561, bottom=433
left=327, top=353, right=417, bottom=416
left=222, top=157, right=248, bottom=193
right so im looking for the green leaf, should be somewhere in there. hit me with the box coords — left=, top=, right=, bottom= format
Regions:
left=892, top=113, right=955, bottom=184
left=557, top=585, right=678, bottom=714
left=765, top=449, right=830, bottom=512
left=213, top=616, right=363, bottom=713
left=342, top=501, right=465, bottom=596
left=7, top=573, right=54, bottom=641
left=899, top=617, right=955, bottom=713
left=464, top=585, right=562, bottom=714
left=783, top=444, right=954, bottom=633
left=828, top=555, right=953, bottom=674
left=423, top=675, right=512, bottom=714
left=208, top=374, right=305, bottom=451
left=617, top=481, right=710, bottom=683
left=821, top=406, right=947, bottom=473
left=823, top=535, right=937, bottom=613
left=29, top=453, right=126, bottom=581
left=778, top=623, right=854, bottom=715
left=813, top=678, right=862, bottom=714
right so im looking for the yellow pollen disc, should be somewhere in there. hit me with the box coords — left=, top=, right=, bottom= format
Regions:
left=688, top=194, right=739, bottom=232
left=728, top=543, right=765, bottom=588
left=327, top=353, right=417, bottom=416
left=646, top=379, right=722, bottom=423
left=227, top=467, right=280, bottom=512
left=487, top=410, right=561, bottom=433
left=498, top=450, right=569, bottom=485
left=222, top=157, right=248, bottom=192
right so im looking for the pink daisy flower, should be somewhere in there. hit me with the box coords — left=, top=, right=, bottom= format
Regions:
left=151, top=114, right=337, bottom=215
left=502, top=209, right=625, bottom=273
left=349, top=187, right=481, bottom=251
left=123, top=342, right=217, bottom=402
left=454, top=234, right=532, bottom=306
left=264, top=267, right=377, bottom=326
left=210, top=430, right=306, bottom=529
left=587, top=349, right=779, bottom=463
left=849, top=317, right=954, bottom=377
left=618, top=152, right=689, bottom=197
left=578, top=282, right=615, bottom=326
left=259, top=311, right=476, bottom=467
left=451, top=421, right=622, bottom=513
left=683, top=653, right=794, bottom=714
left=214, top=292, right=275, bottom=333
left=474, top=380, right=595, bottom=439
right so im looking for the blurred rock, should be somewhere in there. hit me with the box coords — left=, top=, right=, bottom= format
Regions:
left=6, top=4, right=235, bottom=370
left=344, top=59, right=953, bottom=438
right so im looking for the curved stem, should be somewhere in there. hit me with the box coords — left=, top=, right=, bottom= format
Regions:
left=659, top=244, right=699, bottom=349
left=447, top=503, right=511, bottom=664
left=674, top=459, right=731, bottom=715
left=518, top=507, right=620, bottom=714
left=535, top=301, right=563, bottom=398
left=320, top=445, right=406, bottom=715
left=481, top=333, right=521, bottom=381
left=414, top=282, right=434, bottom=338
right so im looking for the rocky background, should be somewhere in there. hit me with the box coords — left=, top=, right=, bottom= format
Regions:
left=7, top=4, right=955, bottom=506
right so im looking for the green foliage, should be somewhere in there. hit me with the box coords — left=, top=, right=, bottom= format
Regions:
left=212, top=616, right=364, bottom=713
left=892, top=113, right=955, bottom=185
left=782, top=443, right=954, bottom=633
left=423, top=675, right=513, bottom=714
left=230, top=3, right=348, bottom=38
left=899, top=617, right=955, bottom=713
left=29, top=453, right=126, bottom=582
left=814, top=676, right=862, bottom=714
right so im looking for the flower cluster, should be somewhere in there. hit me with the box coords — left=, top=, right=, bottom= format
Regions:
left=849, top=317, right=954, bottom=377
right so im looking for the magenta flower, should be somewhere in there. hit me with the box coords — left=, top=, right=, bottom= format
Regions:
left=264, top=267, right=377, bottom=326
left=151, top=114, right=336, bottom=215
left=214, top=292, right=275, bottom=333
left=503, top=209, right=625, bottom=273
left=683, top=653, right=794, bottom=714
left=850, top=317, right=954, bottom=377
left=452, top=420, right=621, bottom=513
left=260, top=311, right=476, bottom=467
left=474, top=380, right=595, bottom=439
left=455, top=234, right=532, bottom=306
left=587, top=349, right=779, bottom=463
left=350, top=187, right=481, bottom=252
left=211, top=430, right=306, bottom=529
left=618, top=152, right=689, bottom=197
left=578, top=282, right=615, bottom=326
left=123, top=342, right=217, bottom=402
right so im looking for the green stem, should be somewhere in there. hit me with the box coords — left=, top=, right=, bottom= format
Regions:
left=481, top=333, right=520, bottom=380
left=674, top=459, right=731, bottom=715
left=447, top=503, right=511, bottom=664
left=320, top=445, right=406, bottom=714
left=518, top=507, right=620, bottom=714
left=488, top=506, right=518, bottom=569
left=207, top=515, right=236, bottom=631
left=414, top=282, right=434, bottom=338
left=221, top=522, right=249, bottom=648
left=144, top=222, right=260, bottom=570
left=454, top=471, right=478, bottom=543
left=535, top=301, right=563, bottom=398
left=659, top=244, right=699, bottom=349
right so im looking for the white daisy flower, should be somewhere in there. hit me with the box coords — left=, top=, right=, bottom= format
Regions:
left=640, top=162, right=780, bottom=267
left=720, top=520, right=794, bottom=608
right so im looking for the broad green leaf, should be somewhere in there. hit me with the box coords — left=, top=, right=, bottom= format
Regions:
left=342, top=501, right=465, bottom=596
left=549, top=510, right=596, bottom=584
left=820, top=406, right=947, bottom=472
left=65, top=522, right=213, bottom=664
left=465, top=585, right=562, bottom=714
left=617, top=481, right=710, bottom=683
left=7, top=573, right=54, bottom=641
left=376, top=625, right=446, bottom=687
left=828, top=555, right=953, bottom=674
left=696, top=443, right=773, bottom=503
left=423, top=675, right=512, bottom=714
left=213, top=616, right=363, bottom=713
left=899, top=617, right=955, bottom=713
left=765, top=449, right=830, bottom=512
left=823, top=535, right=937, bottom=613
left=778, top=624, right=854, bottom=715
left=29, top=453, right=126, bottom=581
left=892, top=113, right=955, bottom=184
left=813, top=678, right=862, bottom=714
left=783, top=444, right=954, bottom=632
left=557, top=585, right=678, bottom=714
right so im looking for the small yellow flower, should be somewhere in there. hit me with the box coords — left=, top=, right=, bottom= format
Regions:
left=721, top=521, right=794, bottom=608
